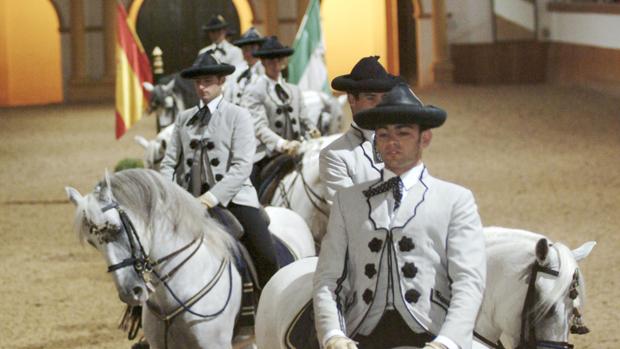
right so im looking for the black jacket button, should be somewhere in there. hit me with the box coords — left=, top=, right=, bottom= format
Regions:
left=362, top=289, right=373, bottom=304
left=364, top=264, right=377, bottom=278
left=401, top=262, right=418, bottom=278
left=293, top=131, right=300, bottom=139
left=189, top=139, right=200, bottom=149
left=399, top=237, right=415, bottom=252
left=206, top=141, right=215, bottom=150
left=200, top=183, right=210, bottom=194
left=186, top=158, right=193, bottom=166
left=215, top=174, right=223, bottom=181
left=405, top=289, right=421, bottom=303
left=275, top=120, right=283, bottom=128
left=287, top=106, right=293, bottom=112
left=210, top=158, right=220, bottom=166
left=368, top=238, right=382, bottom=252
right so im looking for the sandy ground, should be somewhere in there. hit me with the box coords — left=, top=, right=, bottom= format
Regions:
left=0, top=84, right=618, bottom=349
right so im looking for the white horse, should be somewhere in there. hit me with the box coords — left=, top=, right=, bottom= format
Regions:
left=134, top=124, right=174, bottom=171
left=66, top=169, right=315, bottom=349
left=267, top=134, right=342, bottom=242
left=255, top=227, right=595, bottom=349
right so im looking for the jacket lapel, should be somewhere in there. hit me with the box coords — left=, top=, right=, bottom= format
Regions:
left=351, top=126, right=382, bottom=174
left=366, top=182, right=391, bottom=231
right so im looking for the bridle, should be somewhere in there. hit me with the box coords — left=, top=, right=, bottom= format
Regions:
left=515, top=261, right=589, bottom=349
left=99, top=201, right=234, bottom=348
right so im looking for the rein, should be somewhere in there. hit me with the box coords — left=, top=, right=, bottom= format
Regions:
left=101, top=202, right=234, bottom=348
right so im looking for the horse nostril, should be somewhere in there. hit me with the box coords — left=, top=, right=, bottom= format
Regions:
left=132, top=287, right=143, bottom=297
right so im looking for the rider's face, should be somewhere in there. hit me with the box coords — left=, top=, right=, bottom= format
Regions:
left=348, top=92, right=384, bottom=115
left=374, top=124, right=432, bottom=176
left=262, top=57, right=285, bottom=80
left=242, top=44, right=260, bottom=65
left=193, top=75, right=225, bottom=103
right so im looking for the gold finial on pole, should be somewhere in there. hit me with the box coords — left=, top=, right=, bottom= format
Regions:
left=152, top=46, right=164, bottom=83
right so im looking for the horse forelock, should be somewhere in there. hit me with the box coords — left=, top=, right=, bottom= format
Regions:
left=107, top=169, right=235, bottom=259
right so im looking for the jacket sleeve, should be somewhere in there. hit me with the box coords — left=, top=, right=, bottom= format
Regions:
left=438, top=189, right=486, bottom=349
left=241, top=84, right=285, bottom=152
left=159, top=114, right=184, bottom=182
left=208, top=108, right=256, bottom=205
left=313, top=192, right=351, bottom=345
left=319, top=146, right=353, bottom=202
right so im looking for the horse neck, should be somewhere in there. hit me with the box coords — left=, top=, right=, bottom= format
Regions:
left=475, top=239, right=534, bottom=346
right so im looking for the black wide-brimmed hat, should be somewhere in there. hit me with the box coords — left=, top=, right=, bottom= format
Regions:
left=332, top=56, right=400, bottom=93
left=180, top=53, right=235, bottom=79
left=354, top=83, right=446, bottom=130
left=202, top=14, right=228, bottom=32
left=233, top=27, right=266, bottom=47
left=253, top=36, right=294, bottom=58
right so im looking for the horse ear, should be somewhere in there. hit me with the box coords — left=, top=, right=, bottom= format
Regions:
left=143, top=82, right=154, bottom=92
left=164, top=79, right=175, bottom=92
left=134, top=135, right=149, bottom=149
left=100, top=169, right=114, bottom=202
left=536, top=238, right=550, bottom=265
left=572, top=241, right=596, bottom=262
left=65, top=186, right=83, bottom=206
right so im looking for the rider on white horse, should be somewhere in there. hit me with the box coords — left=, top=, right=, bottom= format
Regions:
left=313, top=83, right=486, bottom=349
left=241, top=36, right=322, bottom=181
left=319, top=56, right=400, bottom=201
left=223, top=27, right=266, bottom=106
left=198, top=14, right=244, bottom=67
left=159, top=52, right=278, bottom=288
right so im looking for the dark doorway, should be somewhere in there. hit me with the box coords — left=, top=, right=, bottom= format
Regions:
left=136, top=0, right=241, bottom=76
left=397, top=0, right=417, bottom=85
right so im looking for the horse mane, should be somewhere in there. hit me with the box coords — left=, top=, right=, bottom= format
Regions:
left=88, top=169, right=235, bottom=259
left=484, top=227, right=586, bottom=324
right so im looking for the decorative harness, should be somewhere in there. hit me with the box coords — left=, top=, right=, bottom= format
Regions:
left=476, top=260, right=588, bottom=349
left=100, top=202, right=233, bottom=349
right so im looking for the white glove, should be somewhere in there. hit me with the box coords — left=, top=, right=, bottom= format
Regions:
left=199, top=192, right=218, bottom=209
left=282, top=140, right=302, bottom=156
left=308, top=127, right=321, bottom=139
left=325, top=335, right=358, bottom=349
left=423, top=342, right=448, bottom=349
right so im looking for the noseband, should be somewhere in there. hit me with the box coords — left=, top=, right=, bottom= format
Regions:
left=516, top=261, right=588, bottom=349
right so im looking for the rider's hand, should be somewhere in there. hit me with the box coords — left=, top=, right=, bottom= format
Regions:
left=308, top=127, right=321, bottom=139
left=423, top=342, right=448, bottom=349
left=282, top=140, right=302, bottom=156
left=325, top=335, right=358, bottom=349
left=199, top=192, right=218, bottom=209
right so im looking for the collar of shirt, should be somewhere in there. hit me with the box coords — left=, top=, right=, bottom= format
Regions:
left=382, top=162, right=425, bottom=193
left=351, top=121, right=375, bottom=142
left=266, top=74, right=284, bottom=88
left=198, top=94, right=223, bottom=113
left=250, top=60, right=263, bottom=75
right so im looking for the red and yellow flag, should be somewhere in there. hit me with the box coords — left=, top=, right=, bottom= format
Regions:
left=115, top=2, right=152, bottom=139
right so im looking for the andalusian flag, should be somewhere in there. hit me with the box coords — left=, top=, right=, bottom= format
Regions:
left=288, top=0, right=329, bottom=93
left=115, top=2, right=152, bottom=139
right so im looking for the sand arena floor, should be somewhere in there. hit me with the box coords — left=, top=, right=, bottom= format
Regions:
left=0, top=84, right=618, bottom=349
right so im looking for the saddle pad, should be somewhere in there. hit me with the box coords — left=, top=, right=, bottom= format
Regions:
left=284, top=300, right=320, bottom=349
left=273, top=234, right=296, bottom=268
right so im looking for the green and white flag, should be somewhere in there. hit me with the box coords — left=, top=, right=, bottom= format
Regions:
left=288, top=0, right=329, bottom=93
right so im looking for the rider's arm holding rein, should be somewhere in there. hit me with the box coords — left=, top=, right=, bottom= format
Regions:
left=313, top=192, right=351, bottom=346
left=205, top=108, right=256, bottom=206
left=159, top=113, right=184, bottom=181
left=439, top=189, right=486, bottom=349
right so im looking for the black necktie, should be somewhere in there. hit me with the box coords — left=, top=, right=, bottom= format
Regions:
left=194, top=106, right=211, bottom=127
left=275, top=83, right=289, bottom=103
left=363, top=176, right=403, bottom=210
left=207, top=46, right=226, bottom=56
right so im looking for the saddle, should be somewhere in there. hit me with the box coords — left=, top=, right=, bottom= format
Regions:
left=256, top=153, right=298, bottom=205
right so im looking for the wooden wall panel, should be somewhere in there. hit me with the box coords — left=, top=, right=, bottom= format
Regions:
left=547, top=42, right=620, bottom=86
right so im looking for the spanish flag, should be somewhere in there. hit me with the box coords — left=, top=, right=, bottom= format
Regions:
left=115, top=2, right=152, bottom=139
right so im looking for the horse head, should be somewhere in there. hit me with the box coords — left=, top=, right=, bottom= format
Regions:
left=514, top=238, right=595, bottom=349
left=134, top=124, right=173, bottom=170
left=65, top=171, right=150, bottom=306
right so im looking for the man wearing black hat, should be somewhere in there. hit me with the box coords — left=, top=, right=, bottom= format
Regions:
left=198, top=14, right=244, bottom=68
left=242, top=36, right=320, bottom=162
left=319, top=56, right=399, bottom=201
left=160, top=53, right=278, bottom=288
left=313, top=83, right=486, bottom=349
left=224, top=27, right=266, bottom=106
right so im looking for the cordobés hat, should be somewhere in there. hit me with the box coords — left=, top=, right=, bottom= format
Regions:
left=253, top=36, right=294, bottom=58
left=332, top=56, right=400, bottom=93
left=180, top=53, right=235, bottom=79
left=233, top=27, right=266, bottom=47
left=202, top=14, right=228, bottom=32
left=354, top=83, right=446, bottom=130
